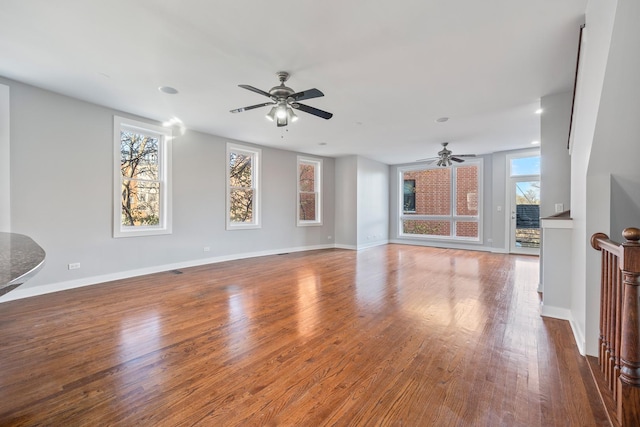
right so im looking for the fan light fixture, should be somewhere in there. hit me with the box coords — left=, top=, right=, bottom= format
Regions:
left=267, top=104, right=298, bottom=126
left=287, top=108, right=298, bottom=122
left=266, top=107, right=276, bottom=122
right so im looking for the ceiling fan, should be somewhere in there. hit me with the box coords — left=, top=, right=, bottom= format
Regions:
left=230, top=71, right=333, bottom=127
left=416, top=142, right=476, bottom=166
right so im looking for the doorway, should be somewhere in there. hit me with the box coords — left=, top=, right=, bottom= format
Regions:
left=507, top=152, right=540, bottom=255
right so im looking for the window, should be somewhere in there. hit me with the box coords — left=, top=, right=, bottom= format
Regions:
left=113, top=116, right=172, bottom=238
left=403, top=179, right=416, bottom=213
left=399, top=161, right=482, bottom=241
left=510, top=153, right=540, bottom=176
left=227, top=143, right=261, bottom=229
left=297, top=156, right=322, bottom=226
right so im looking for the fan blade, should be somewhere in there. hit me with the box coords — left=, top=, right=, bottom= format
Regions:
left=230, top=102, right=275, bottom=113
left=450, top=157, right=465, bottom=163
left=292, top=103, right=333, bottom=120
left=415, top=157, right=438, bottom=162
left=455, top=154, right=476, bottom=158
left=238, top=84, right=273, bottom=99
left=289, top=88, right=324, bottom=102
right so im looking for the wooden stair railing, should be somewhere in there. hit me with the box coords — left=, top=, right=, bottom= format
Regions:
left=591, top=227, right=640, bottom=426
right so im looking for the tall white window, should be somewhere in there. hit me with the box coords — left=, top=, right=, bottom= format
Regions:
left=113, top=116, right=172, bottom=238
left=227, top=143, right=261, bottom=229
left=399, top=160, right=482, bottom=241
left=297, top=156, right=322, bottom=226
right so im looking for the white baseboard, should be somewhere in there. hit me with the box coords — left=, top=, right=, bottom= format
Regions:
left=334, top=244, right=357, bottom=250
left=540, top=303, right=572, bottom=321
left=0, top=243, right=337, bottom=303
left=357, top=240, right=389, bottom=250
left=540, top=303, right=585, bottom=355
left=569, top=318, right=586, bottom=356
left=389, top=239, right=494, bottom=253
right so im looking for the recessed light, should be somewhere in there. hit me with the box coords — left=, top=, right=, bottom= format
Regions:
left=531, top=140, right=540, bottom=145
left=159, top=86, right=179, bottom=95
left=535, top=108, right=543, bottom=114
left=318, top=142, right=327, bottom=146
left=162, top=117, right=183, bottom=127
left=435, top=117, right=449, bottom=123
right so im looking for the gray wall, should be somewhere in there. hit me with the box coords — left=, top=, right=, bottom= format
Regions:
left=334, top=155, right=357, bottom=248
left=540, top=92, right=572, bottom=218
left=0, top=84, right=9, bottom=232
left=490, top=151, right=508, bottom=251
left=611, top=174, right=640, bottom=239
left=2, top=77, right=335, bottom=299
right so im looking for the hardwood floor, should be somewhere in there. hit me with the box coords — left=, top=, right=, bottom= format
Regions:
left=0, top=245, right=609, bottom=426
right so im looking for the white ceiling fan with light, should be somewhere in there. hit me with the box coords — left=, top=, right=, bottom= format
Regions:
left=230, top=71, right=333, bottom=127
left=417, top=142, right=476, bottom=167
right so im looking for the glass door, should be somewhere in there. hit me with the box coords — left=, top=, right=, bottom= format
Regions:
left=510, top=178, right=540, bottom=255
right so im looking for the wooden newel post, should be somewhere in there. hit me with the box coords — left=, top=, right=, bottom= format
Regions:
left=618, top=227, right=640, bottom=425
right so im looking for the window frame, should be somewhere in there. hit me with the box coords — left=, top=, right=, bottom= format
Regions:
left=113, top=116, right=172, bottom=238
left=226, top=143, right=261, bottom=230
left=297, top=156, right=323, bottom=226
left=398, top=159, right=483, bottom=242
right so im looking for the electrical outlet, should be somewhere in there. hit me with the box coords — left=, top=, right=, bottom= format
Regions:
left=555, top=203, right=564, bottom=213
left=68, top=263, right=80, bottom=270
left=203, top=247, right=211, bottom=252
left=327, top=235, right=332, bottom=240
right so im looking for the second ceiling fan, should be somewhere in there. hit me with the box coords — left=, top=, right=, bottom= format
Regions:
left=230, top=71, right=333, bottom=127
left=417, top=142, right=476, bottom=167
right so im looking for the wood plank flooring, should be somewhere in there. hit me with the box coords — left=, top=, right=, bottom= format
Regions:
left=0, top=245, right=609, bottom=426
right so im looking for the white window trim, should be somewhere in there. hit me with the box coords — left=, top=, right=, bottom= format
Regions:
left=226, top=143, right=261, bottom=230
left=297, top=156, right=323, bottom=226
left=398, top=159, right=483, bottom=242
left=113, top=116, right=172, bottom=238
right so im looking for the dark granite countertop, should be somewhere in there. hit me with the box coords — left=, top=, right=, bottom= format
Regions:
left=0, top=232, right=46, bottom=297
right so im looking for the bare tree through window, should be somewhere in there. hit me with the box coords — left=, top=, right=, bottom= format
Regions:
left=120, top=131, right=160, bottom=226
left=228, top=152, right=254, bottom=223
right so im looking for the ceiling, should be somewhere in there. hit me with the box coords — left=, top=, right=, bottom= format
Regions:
left=0, top=0, right=586, bottom=165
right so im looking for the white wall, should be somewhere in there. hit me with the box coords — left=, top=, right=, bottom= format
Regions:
left=583, top=0, right=640, bottom=355
left=334, top=155, right=389, bottom=250
left=540, top=92, right=572, bottom=218
left=0, top=84, right=9, bottom=232
left=568, top=0, right=618, bottom=355
left=356, top=156, right=389, bottom=248
left=1, top=77, right=336, bottom=301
